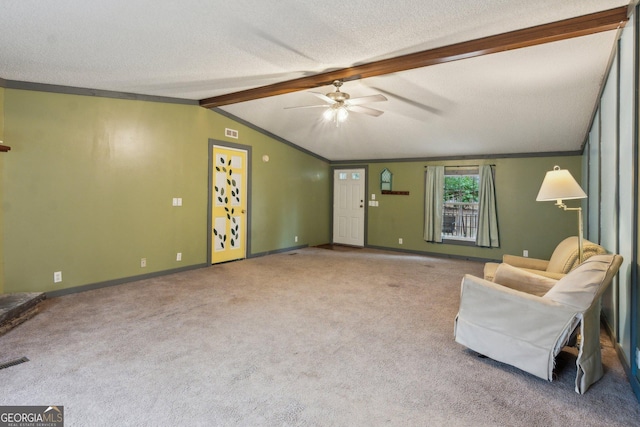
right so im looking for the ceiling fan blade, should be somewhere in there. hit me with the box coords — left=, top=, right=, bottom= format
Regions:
left=368, top=86, right=444, bottom=115
left=286, top=91, right=336, bottom=110
left=310, top=92, right=336, bottom=104
left=284, top=104, right=330, bottom=110
left=347, top=94, right=388, bottom=106
left=348, top=105, right=385, bottom=117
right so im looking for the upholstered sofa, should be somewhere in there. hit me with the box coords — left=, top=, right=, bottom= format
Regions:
left=484, top=236, right=606, bottom=281
left=454, top=254, right=622, bottom=394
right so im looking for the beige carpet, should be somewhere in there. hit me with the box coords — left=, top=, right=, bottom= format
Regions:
left=0, top=247, right=638, bottom=426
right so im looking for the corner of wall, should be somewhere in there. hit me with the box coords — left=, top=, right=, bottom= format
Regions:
left=0, top=87, right=5, bottom=294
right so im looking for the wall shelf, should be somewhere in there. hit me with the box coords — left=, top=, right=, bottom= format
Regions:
left=0, top=145, right=11, bottom=152
left=381, top=190, right=410, bottom=195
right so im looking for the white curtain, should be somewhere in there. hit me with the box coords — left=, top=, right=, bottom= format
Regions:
left=424, top=166, right=444, bottom=242
left=476, top=165, right=500, bottom=247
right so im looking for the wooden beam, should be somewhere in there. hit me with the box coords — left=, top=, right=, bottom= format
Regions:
left=199, top=6, right=628, bottom=109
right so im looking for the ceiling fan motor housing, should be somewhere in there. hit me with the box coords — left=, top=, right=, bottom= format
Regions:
left=327, top=80, right=350, bottom=103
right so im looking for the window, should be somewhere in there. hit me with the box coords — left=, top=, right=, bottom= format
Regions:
left=425, top=164, right=498, bottom=247
left=442, top=167, right=479, bottom=242
left=380, top=168, right=392, bottom=191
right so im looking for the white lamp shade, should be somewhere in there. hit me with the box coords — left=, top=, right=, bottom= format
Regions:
left=536, top=166, right=587, bottom=202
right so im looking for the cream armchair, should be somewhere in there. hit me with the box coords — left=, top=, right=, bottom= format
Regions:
left=484, top=236, right=606, bottom=281
left=454, top=254, right=622, bottom=394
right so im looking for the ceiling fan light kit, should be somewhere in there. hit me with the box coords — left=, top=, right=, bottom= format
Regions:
left=323, top=104, right=349, bottom=125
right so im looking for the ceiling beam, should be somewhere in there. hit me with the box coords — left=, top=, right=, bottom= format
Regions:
left=199, top=6, right=628, bottom=109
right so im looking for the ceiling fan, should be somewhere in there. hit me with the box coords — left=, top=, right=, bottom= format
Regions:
left=286, top=80, right=387, bottom=125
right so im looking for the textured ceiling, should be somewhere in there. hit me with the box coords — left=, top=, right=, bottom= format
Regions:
left=0, top=0, right=631, bottom=160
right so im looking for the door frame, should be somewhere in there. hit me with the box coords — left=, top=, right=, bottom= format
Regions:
left=208, top=139, right=252, bottom=264
left=331, top=165, right=368, bottom=246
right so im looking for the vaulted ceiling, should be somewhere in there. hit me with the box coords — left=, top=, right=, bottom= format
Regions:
left=0, top=1, right=632, bottom=161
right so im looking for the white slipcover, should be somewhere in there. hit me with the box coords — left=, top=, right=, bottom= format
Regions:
left=454, top=254, right=623, bottom=394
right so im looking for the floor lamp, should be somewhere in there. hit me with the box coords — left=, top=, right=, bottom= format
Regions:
left=536, top=165, right=588, bottom=263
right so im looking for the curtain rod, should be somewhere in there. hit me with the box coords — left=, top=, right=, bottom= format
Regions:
left=424, top=164, right=496, bottom=168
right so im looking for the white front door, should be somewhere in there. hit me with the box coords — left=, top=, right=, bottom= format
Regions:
left=333, top=168, right=365, bottom=246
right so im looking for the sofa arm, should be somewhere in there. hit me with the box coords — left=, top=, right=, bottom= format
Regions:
left=483, top=262, right=499, bottom=281
left=503, top=254, right=550, bottom=271
left=454, top=274, right=578, bottom=380
left=457, top=274, right=575, bottom=331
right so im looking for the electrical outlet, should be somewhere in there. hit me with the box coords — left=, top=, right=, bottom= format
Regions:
left=295, top=236, right=298, bottom=243
left=53, top=271, right=62, bottom=283
left=176, top=252, right=182, bottom=261
left=399, top=238, right=403, bottom=244
left=523, top=250, right=529, bottom=257
left=141, top=258, right=147, bottom=268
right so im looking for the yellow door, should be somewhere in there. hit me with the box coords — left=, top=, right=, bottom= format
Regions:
left=212, top=146, right=247, bottom=264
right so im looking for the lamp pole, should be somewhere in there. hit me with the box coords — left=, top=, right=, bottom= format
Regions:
left=557, top=202, right=583, bottom=263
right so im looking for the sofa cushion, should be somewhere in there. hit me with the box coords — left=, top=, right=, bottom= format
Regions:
left=546, top=237, right=607, bottom=274
left=546, top=237, right=581, bottom=273
left=543, top=255, right=617, bottom=310
left=493, top=263, right=557, bottom=296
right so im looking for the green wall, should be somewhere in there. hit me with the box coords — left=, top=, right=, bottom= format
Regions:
left=2, top=88, right=330, bottom=293
left=361, top=156, right=582, bottom=261
left=1, top=86, right=583, bottom=295
left=250, top=135, right=329, bottom=254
